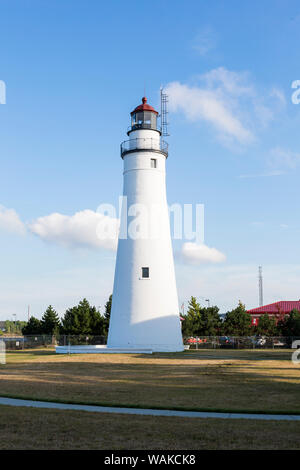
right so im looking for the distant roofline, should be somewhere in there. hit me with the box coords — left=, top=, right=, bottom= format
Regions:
left=248, top=300, right=300, bottom=314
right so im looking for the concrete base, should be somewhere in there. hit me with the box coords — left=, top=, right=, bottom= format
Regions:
left=55, top=344, right=185, bottom=354
left=55, top=345, right=153, bottom=354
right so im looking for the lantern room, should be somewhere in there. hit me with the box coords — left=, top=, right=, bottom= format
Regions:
left=130, top=97, right=159, bottom=132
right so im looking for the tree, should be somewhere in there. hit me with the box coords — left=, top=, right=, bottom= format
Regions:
left=4, top=320, right=26, bottom=334
left=90, top=305, right=106, bottom=336
left=41, top=305, right=61, bottom=335
left=4, top=320, right=12, bottom=333
left=255, top=314, right=277, bottom=336
left=278, top=310, right=300, bottom=336
left=182, top=298, right=222, bottom=337
left=61, top=298, right=105, bottom=336
left=181, top=296, right=202, bottom=337
left=22, top=317, right=42, bottom=335
left=103, top=294, right=112, bottom=335
left=199, top=306, right=222, bottom=336
left=223, top=301, right=252, bottom=336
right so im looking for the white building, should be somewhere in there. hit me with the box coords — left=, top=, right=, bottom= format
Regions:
left=107, top=97, right=184, bottom=352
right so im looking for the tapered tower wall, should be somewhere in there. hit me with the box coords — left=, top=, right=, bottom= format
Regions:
left=107, top=98, right=183, bottom=352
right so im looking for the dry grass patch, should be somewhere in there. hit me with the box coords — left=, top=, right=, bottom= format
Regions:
left=0, top=405, right=299, bottom=450
left=0, top=348, right=299, bottom=413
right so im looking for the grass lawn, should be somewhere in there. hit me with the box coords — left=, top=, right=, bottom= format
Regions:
left=0, top=348, right=299, bottom=414
left=0, top=404, right=299, bottom=450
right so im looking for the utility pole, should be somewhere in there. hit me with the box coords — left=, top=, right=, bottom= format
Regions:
left=12, top=314, right=16, bottom=333
left=258, top=266, right=263, bottom=307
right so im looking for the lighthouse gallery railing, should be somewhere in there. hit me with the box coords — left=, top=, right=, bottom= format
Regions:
left=120, top=138, right=168, bottom=158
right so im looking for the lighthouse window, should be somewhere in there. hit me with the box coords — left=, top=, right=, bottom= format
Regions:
left=143, top=112, right=152, bottom=125
left=142, top=267, right=149, bottom=278
left=151, top=158, right=157, bottom=168
left=131, top=111, right=157, bottom=130
left=137, top=113, right=144, bottom=125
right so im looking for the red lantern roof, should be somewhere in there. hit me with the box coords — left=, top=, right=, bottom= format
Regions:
left=131, top=97, right=158, bottom=115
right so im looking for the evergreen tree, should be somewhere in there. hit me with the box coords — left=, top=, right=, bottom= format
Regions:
left=103, top=294, right=112, bottom=334
left=199, top=306, right=222, bottom=336
left=256, top=314, right=277, bottom=336
left=41, top=305, right=61, bottom=335
left=278, top=310, right=300, bottom=336
left=61, top=298, right=105, bottom=335
left=181, top=296, right=202, bottom=336
left=22, top=317, right=42, bottom=335
left=182, top=298, right=222, bottom=337
left=90, top=305, right=105, bottom=336
left=223, top=301, right=252, bottom=336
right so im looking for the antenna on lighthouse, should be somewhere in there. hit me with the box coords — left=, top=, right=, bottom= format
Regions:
left=160, top=87, right=170, bottom=137
left=258, top=266, right=263, bottom=307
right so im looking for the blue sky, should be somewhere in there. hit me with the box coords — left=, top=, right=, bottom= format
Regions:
left=0, top=0, right=300, bottom=319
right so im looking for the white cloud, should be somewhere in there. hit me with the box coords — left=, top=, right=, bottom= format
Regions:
left=0, top=205, right=26, bottom=235
left=269, top=87, right=286, bottom=106
left=166, top=80, right=254, bottom=145
left=192, top=27, right=217, bottom=56
left=202, top=67, right=254, bottom=96
left=238, top=145, right=298, bottom=180
left=180, top=242, right=226, bottom=265
left=29, top=209, right=119, bottom=251
left=268, top=147, right=300, bottom=170
left=166, top=68, right=285, bottom=146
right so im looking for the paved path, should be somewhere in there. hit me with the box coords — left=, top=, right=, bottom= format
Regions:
left=0, top=397, right=299, bottom=421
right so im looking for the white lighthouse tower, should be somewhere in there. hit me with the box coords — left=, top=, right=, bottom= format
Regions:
left=107, top=96, right=184, bottom=353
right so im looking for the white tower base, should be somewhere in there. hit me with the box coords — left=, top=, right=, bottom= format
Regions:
left=55, top=345, right=154, bottom=354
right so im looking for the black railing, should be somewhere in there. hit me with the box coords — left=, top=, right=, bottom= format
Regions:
left=2, top=335, right=299, bottom=350
left=120, top=137, right=168, bottom=158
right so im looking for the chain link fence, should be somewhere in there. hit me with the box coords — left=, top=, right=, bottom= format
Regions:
left=1, top=335, right=106, bottom=351
left=183, top=336, right=300, bottom=349
left=1, top=334, right=300, bottom=351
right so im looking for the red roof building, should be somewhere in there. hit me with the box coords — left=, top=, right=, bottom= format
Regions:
left=248, top=301, right=300, bottom=326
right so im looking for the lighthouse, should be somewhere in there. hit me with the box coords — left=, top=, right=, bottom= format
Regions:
left=107, top=96, right=184, bottom=352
